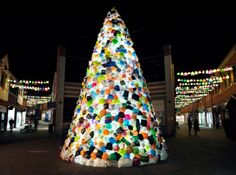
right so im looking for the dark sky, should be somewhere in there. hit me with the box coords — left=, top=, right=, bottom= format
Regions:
left=0, top=1, right=236, bottom=82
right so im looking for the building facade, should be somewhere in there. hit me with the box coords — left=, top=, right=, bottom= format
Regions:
left=179, top=44, right=236, bottom=128
left=0, top=54, right=27, bottom=131
left=0, top=54, right=10, bottom=131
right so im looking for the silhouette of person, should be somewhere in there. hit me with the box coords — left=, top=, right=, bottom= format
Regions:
left=193, top=117, right=199, bottom=136
left=9, top=118, right=14, bottom=132
left=34, top=118, right=38, bottom=132
left=34, top=106, right=41, bottom=132
left=187, top=116, right=192, bottom=136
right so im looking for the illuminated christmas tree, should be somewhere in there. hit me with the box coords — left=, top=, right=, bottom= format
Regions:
left=60, top=8, right=168, bottom=167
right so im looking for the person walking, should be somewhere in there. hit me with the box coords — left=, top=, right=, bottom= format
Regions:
left=9, top=118, right=14, bottom=132
left=187, top=116, right=192, bottom=136
left=34, top=106, right=41, bottom=132
left=193, top=117, right=200, bottom=136
left=34, top=118, right=39, bottom=132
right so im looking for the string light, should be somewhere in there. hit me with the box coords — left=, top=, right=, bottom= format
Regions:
left=24, top=96, right=51, bottom=106
left=177, top=66, right=233, bottom=76
left=175, top=95, right=203, bottom=108
left=10, top=83, right=50, bottom=91
left=8, top=79, right=49, bottom=84
left=175, top=66, right=233, bottom=109
left=179, top=81, right=220, bottom=86
left=177, top=77, right=225, bottom=83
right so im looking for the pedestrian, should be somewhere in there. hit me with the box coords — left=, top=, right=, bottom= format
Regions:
left=193, top=117, right=200, bottom=136
left=34, top=118, right=38, bottom=132
left=176, top=121, right=180, bottom=129
left=9, top=118, right=14, bottom=132
left=187, top=116, right=192, bottom=136
left=34, top=106, right=41, bottom=132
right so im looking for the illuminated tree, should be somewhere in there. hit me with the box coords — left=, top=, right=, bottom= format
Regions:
left=60, top=8, right=168, bottom=167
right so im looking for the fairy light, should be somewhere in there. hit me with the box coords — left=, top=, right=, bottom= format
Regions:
left=176, top=66, right=233, bottom=76
left=24, top=95, right=51, bottom=106
left=8, top=79, right=49, bottom=84
left=175, top=66, right=233, bottom=109
left=10, top=83, right=50, bottom=91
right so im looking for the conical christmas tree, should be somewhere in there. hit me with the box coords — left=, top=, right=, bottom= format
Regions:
left=60, top=8, right=168, bottom=167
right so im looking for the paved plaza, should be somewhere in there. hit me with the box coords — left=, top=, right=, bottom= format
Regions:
left=0, top=125, right=236, bottom=175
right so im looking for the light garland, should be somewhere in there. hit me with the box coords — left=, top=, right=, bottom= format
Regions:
left=179, top=81, right=221, bottom=86
left=175, top=93, right=208, bottom=108
left=24, top=96, right=52, bottom=106
left=175, top=96, right=201, bottom=108
left=177, top=76, right=229, bottom=83
left=176, top=90, right=212, bottom=95
left=175, top=72, right=231, bottom=108
left=176, top=85, right=216, bottom=90
left=175, top=83, right=214, bottom=108
left=8, top=79, right=49, bottom=84
left=10, top=83, right=50, bottom=91
left=177, top=67, right=233, bottom=76
left=24, top=95, right=51, bottom=99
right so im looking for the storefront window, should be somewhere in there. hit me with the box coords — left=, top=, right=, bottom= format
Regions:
left=176, top=114, right=185, bottom=125
left=206, top=112, right=213, bottom=128
left=41, top=110, right=52, bottom=122
left=198, top=112, right=205, bottom=126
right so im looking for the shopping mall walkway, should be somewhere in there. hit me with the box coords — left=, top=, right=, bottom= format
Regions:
left=0, top=125, right=236, bottom=175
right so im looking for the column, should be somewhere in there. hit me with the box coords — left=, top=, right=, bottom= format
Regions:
left=55, top=47, right=66, bottom=135
left=163, top=45, right=176, bottom=136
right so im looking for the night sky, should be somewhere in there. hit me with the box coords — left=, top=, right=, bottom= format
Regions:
left=1, top=1, right=236, bottom=83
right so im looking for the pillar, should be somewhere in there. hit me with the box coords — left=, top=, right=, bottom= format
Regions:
left=55, top=47, right=66, bottom=135
left=163, top=45, right=176, bottom=136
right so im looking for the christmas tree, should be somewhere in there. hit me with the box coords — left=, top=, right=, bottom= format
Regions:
left=60, top=8, right=168, bottom=167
